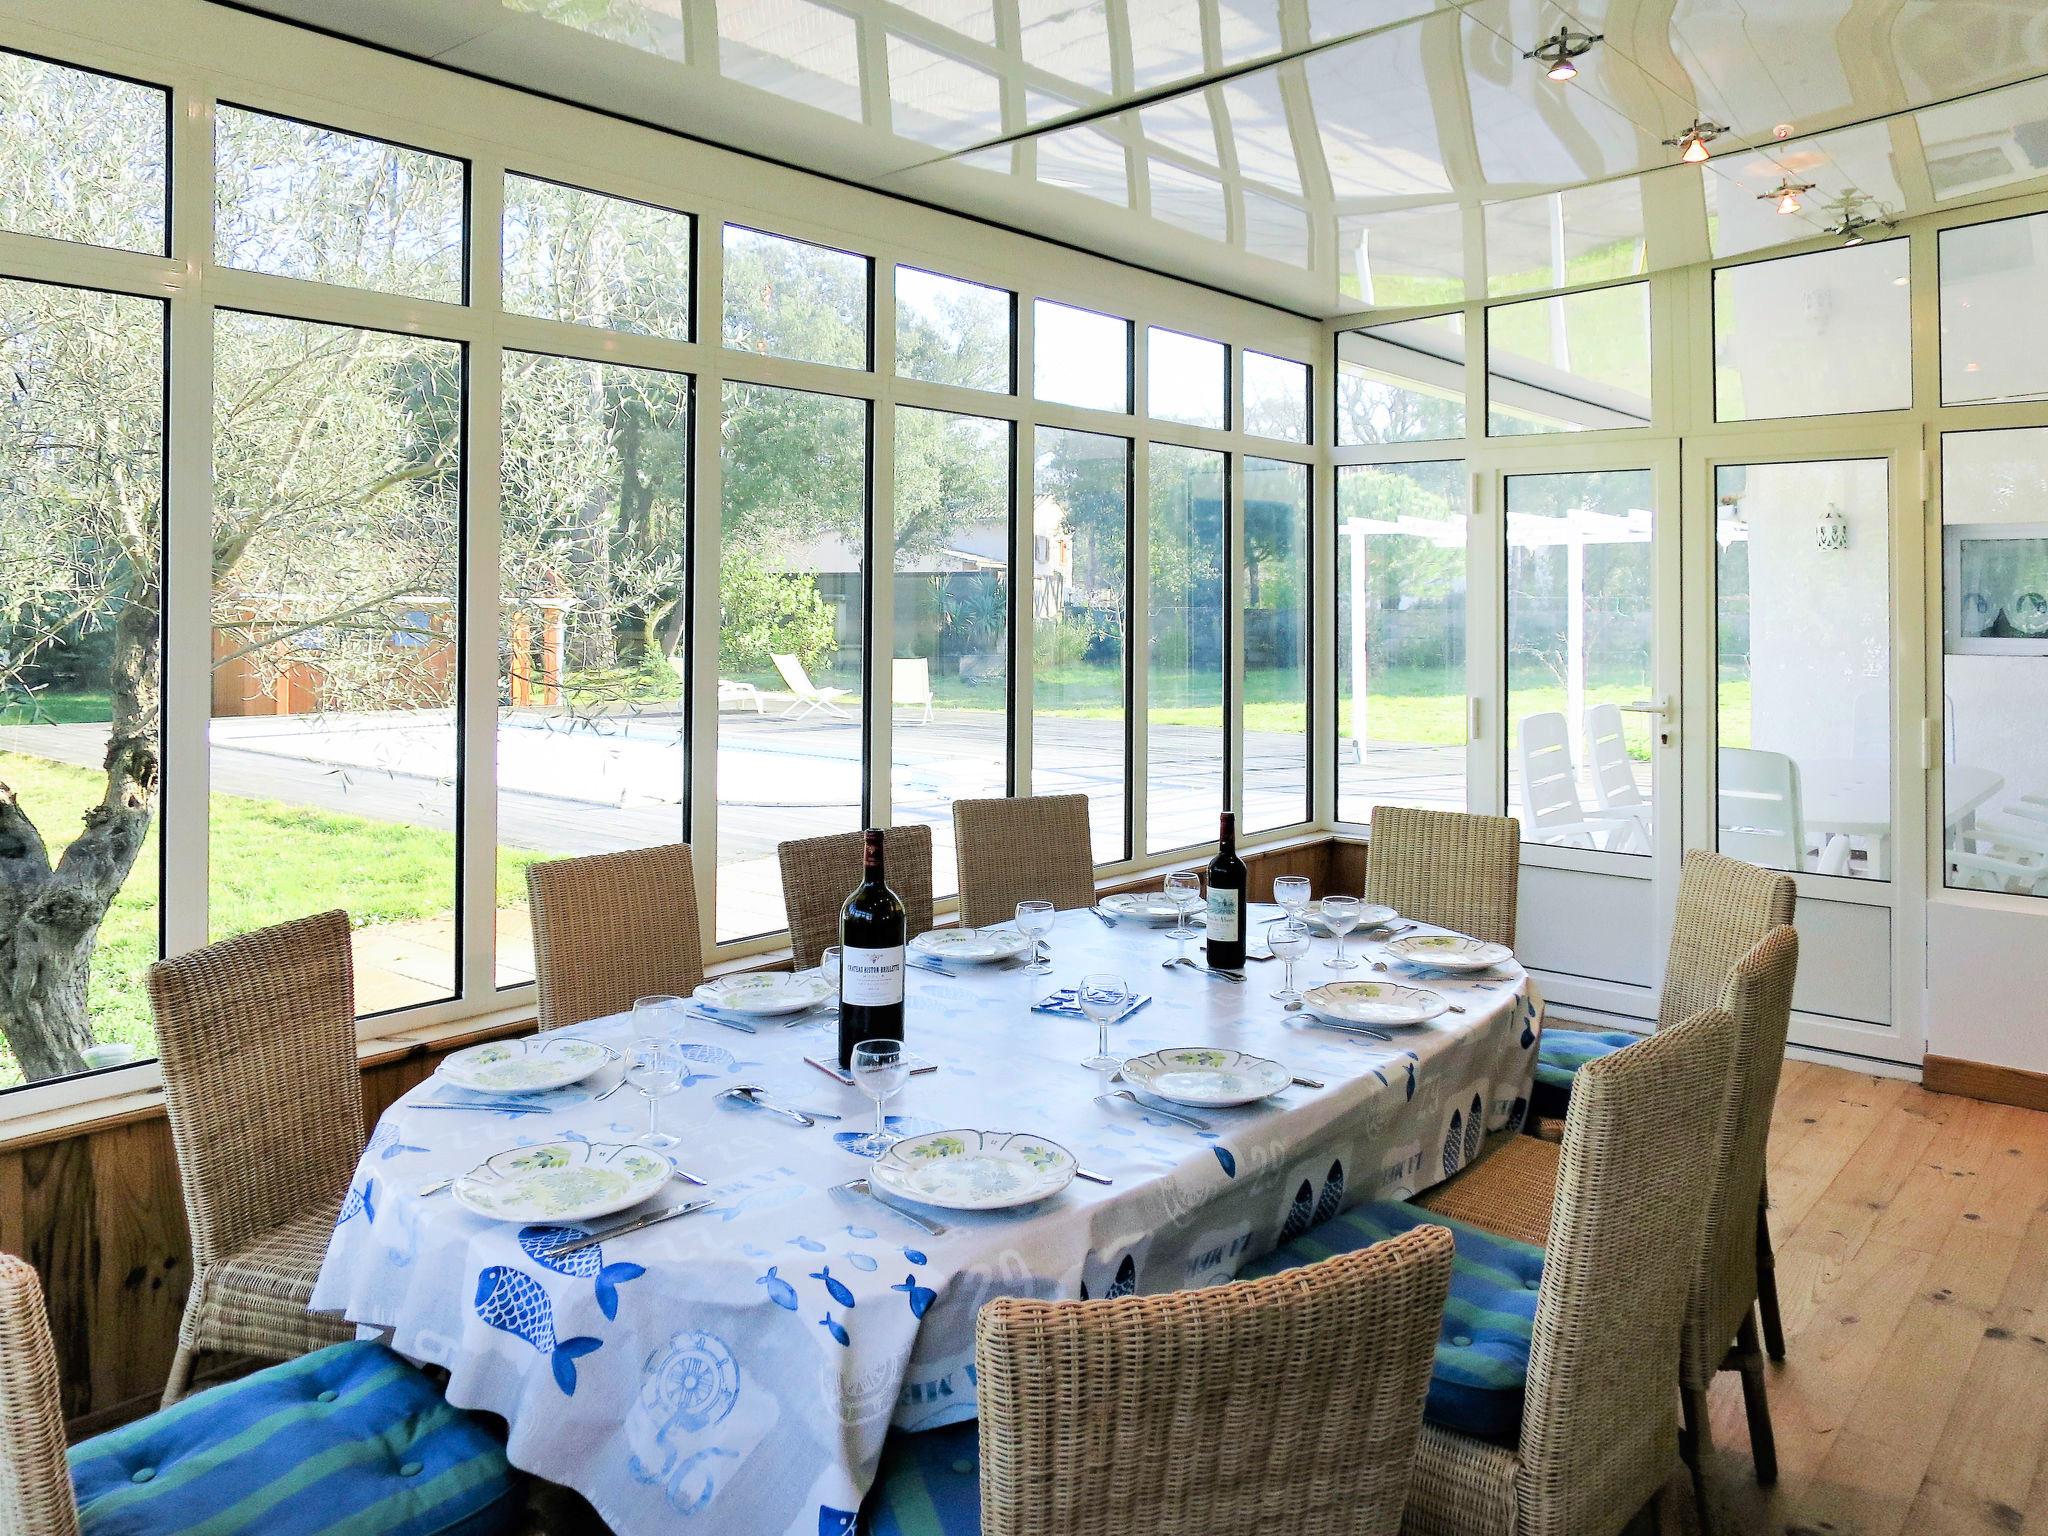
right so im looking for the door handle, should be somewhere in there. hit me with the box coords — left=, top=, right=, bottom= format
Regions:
left=1621, top=698, right=1670, bottom=717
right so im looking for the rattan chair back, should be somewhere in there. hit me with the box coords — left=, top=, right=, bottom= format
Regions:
left=777, top=824, right=935, bottom=971
left=0, top=1254, right=80, bottom=1536
left=951, top=795, right=1098, bottom=930
left=1364, top=806, right=1521, bottom=949
left=975, top=1224, right=1454, bottom=1536
left=1656, top=849, right=1795, bottom=1032
left=526, top=843, right=704, bottom=1030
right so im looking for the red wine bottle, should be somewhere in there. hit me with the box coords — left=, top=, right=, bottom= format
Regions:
left=1205, top=812, right=1248, bottom=970
left=838, top=829, right=906, bottom=1068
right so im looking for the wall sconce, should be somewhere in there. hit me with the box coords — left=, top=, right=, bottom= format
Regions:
left=1818, top=504, right=1849, bottom=552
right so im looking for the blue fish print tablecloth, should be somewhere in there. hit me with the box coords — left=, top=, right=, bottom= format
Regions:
left=315, top=907, right=1542, bottom=1536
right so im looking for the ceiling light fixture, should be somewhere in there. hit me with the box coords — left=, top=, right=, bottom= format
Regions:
left=1524, top=25, right=1602, bottom=82
left=1821, top=190, right=1896, bottom=246
left=1758, top=177, right=1816, bottom=215
left=1663, top=118, right=1728, bottom=164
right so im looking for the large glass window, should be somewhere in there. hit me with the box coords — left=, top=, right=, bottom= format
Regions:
left=1714, top=243, right=1911, bottom=422
left=1034, top=300, right=1130, bottom=413
left=1716, top=460, right=1891, bottom=880
left=498, top=355, right=691, bottom=984
left=1942, top=427, right=2048, bottom=899
left=1147, top=446, right=1227, bottom=853
left=1506, top=469, right=1654, bottom=853
left=1486, top=283, right=1652, bottom=436
left=895, top=267, right=1011, bottom=393
left=1033, top=427, right=1129, bottom=864
left=1243, top=350, right=1309, bottom=443
left=894, top=408, right=1011, bottom=896
left=1940, top=213, right=2048, bottom=407
left=502, top=174, right=694, bottom=338
left=1337, top=314, right=1465, bottom=445
left=1335, top=461, right=1467, bottom=825
left=214, top=107, right=465, bottom=302
left=1147, top=327, right=1226, bottom=429
left=722, top=226, right=870, bottom=370
left=718, top=383, right=868, bottom=940
left=1244, top=457, right=1309, bottom=834
left=0, top=52, right=165, bottom=254
left=209, top=313, right=464, bottom=1010
left=0, top=278, right=164, bottom=1087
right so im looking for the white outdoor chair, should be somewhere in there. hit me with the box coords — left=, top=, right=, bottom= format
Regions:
left=1583, top=702, right=1652, bottom=840
left=892, top=657, right=934, bottom=725
left=671, top=652, right=763, bottom=714
left=771, top=652, right=853, bottom=721
left=1719, top=747, right=1850, bottom=875
left=1517, top=710, right=1646, bottom=852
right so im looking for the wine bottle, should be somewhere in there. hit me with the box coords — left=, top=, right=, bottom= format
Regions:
left=1204, top=812, right=1248, bottom=970
left=838, top=828, right=907, bottom=1068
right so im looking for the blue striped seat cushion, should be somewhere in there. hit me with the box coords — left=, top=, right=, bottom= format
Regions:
left=1241, top=1201, right=1544, bottom=1442
left=865, top=1419, right=982, bottom=1535
left=1534, top=1027, right=1636, bottom=1091
left=70, top=1342, right=520, bottom=1536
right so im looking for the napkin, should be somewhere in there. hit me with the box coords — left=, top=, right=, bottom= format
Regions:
left=1031, top=989, right=1153, bottom=1022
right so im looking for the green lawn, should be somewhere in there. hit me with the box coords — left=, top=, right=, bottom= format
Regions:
left=0, top=690, right=113, bottom=726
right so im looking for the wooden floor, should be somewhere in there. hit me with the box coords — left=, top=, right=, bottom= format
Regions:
left=1672, top=1059, right=2048, bottom=1535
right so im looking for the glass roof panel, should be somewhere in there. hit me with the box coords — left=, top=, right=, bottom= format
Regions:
left=888, top=0, right=998, bottom=46
left=1340, top=202, right=1468, bottom=305
left=1305, top=22, right=1452, bottom=198
left=1036, top=119, right=1134, bottom=205
left=1485, top=180, right=1647, bottom=296
left=717, top=0, right=863, bottom=122
left=888, top=33, right=1006, bottom=148
left=1916, top=75, right=2048, bottom=202
left=1221, top=70, right=1304, bottom=196
left=1018, top=0, right=1116, bottom=95
left=501, top=0, right=686, bottom=61
left=1148, top=156, right=1230, bottom=240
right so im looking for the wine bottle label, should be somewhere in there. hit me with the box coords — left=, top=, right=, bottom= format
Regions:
left=1205, top=889, right=1241, bottom=944
left=841, top=945, right=905, bottom=1007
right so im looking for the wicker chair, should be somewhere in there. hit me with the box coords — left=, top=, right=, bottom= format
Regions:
left=1363, top=806, right=1521, bottom=949
left=777, top=824, right=935, bottom=970
left=1402, top=1008, right=1738, bottom=1536
left=527, top=842, right=705, bottom=1030
left=145, top=911, right=362, bottom=1406
left=973, top=1225, right=1454, bottom=1536
left=951, top=794, right=1098, bottom=930
left=0, top=1254, right=79, bottom=1536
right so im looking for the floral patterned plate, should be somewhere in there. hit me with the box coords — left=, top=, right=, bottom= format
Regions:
left=1301, top=980, right=1449, bottom=1028
left=870, top=1129, right=1077, bottom=1211
left=1100, top=892, right=1191, bottom=926
left=435, top=1036, right=613, bottom=1095
left=693, top=972, right=837, bottom=1016
left=453, top=1140, right=673, bottom=1223
left=1118, top=1047, right=1291, bottom=1107
left=1380, top=934, right=1514, bottom=973
left=908, top=927, right=1034, bottom=964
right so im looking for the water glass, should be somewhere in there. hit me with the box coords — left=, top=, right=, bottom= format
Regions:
left=1016, top=899, right=1055, bottom=974
left=632, top=994, right=685, bottom=1036
left=818, top=947, right=843, bottom=1018
left=1077, top=972, right=1131, bottom=1072
left=1320, top=895, right=1362, bottom=970
left=1273, top=875, right=1311, bottom=923
left=1267, top=918, right=1311, bottom=1001
left=1164, top=871, right=1202, bottom=962
left=626, top=1035, right=683, bottom=1149
left=849, top=1039, right=911, bottom=1157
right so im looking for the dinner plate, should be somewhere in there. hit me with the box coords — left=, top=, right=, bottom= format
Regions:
left=870, top=1129, right=1077, bottom=1211
left=453, top=1141, right=672, bottom=1223
left=1100, top=892, right=1193, bottom=926
left=435, top=1035, right=612, bottom=1095
left=1380, top=934, right=1514, bottom=972
left=1295, top=903, right=1398, bottom=935
left=693, top=972, right=836, bottom=1015
left=1119, top=1047, right=1291, bottom=1107
left=908, top=927, right=1034, bottom=964
left=1301, top=980, right=1449, bottom=1028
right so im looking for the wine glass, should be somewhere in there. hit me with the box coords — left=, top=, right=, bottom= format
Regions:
left=849, top=1039, right=911, bottom=1157
left=626, top=1036, right=683, bottom=1150
left=1164, top=871, right=1203, bottom=963
left=1267, top=918, right=1311, bottom=1002
left=632, top=994, right=685, bottom=1036
left=1273, top=876, right=1311, bottom=924
left=1016, top=899, right=1055, bottom=974
left=817, top=947, right=842, bottom=1021
left=1077, top=973, right=1131, bottom=1072
left=1320, top=895, right=1362, bottom=971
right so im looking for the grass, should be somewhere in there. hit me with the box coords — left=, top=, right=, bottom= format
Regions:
left=0, top=690, right=113, bottom=726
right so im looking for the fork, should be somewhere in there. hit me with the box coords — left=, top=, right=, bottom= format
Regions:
left=1095, top=1089, right=1210, bottom=1132
left=833, top=1178, right=946, bottom=1236
left=1089, top=905, right=1119, bottom=928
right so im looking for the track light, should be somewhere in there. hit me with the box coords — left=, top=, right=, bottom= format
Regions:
left=1820, top=190, right=1896, bottom=246
left=1758, top=178, right=1815, bottom=215
left=1663, top=118, right=1727, bottom=163
left=1524, top=26, right=1601, bottom=83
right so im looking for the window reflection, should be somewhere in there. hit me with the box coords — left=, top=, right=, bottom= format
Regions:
left=1940, top=214, right=2048, bottom=407
left=1338, top=314, right=1465, bottom=446
left=1244, top=458, right=1309, bottom=833
left=1243, top=351, right=1309, bottom=442
left=1486, top=283, right=1651, bottom=436
left=1715, top=243, right=1911, bottom=422
left=1147, top=445, right=1226, bottom=853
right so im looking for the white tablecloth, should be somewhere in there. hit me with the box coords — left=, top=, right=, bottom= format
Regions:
left=315, top=907, right=1542, bottom=1536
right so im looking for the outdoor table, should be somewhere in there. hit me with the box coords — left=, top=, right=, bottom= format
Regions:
left=315, top=906, right=1541, bottom=1536
left=1800, top=758, right=2003, bottom=878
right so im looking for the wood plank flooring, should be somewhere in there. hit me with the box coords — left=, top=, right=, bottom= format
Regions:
left=1675, top=1060, right=2048, bottom=1536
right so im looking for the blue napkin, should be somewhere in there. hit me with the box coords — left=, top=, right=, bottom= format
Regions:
left=1031, top=989, right=1152, bottom=1022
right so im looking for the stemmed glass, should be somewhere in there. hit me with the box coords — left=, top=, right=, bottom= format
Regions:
left=626, top=1036, right=683, bottom=1150
left=1273, top=876, right=1311, bottom=925
left=817, top=947, right=843, bottom=1022
left=1016, top=900, right=1055, bottom=974
left=1077, top=972, right=1131, bottom=1072
left=1267, top=918, right=1311, bottom=1002
left=1164, top=871, right=1203, bottom=964
left=632, top=994, right=685, bottom=1036
left=1320, top=895, right=1362, bottom=971
left=849, top=1039, right=910, bottom=1157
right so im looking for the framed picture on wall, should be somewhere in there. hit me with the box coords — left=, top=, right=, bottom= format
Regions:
left=1945, top=522, right=2048, bottom=655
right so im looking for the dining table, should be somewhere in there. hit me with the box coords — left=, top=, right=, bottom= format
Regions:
left=314, top=904, right=1543, bottom=1536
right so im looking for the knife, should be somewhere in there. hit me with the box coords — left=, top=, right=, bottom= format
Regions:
left=542, top=1199, right=714, bottom=1257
